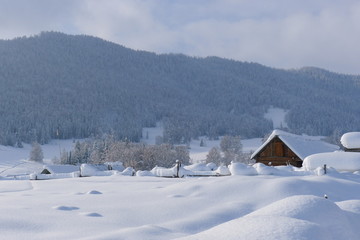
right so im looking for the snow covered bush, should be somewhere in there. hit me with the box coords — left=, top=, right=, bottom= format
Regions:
left=228, top=162, right=257, bottom=176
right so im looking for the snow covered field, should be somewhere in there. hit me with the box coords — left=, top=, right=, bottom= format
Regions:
left=1, top=125, right=360, bottom=239
left=1, top=171, right=360, bottom=239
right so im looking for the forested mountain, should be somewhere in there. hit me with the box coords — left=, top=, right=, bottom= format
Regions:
left=0, top=32, right=359, bottom=146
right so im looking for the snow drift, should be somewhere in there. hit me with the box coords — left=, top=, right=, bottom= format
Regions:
left=303, top=152, right=360, bottom=172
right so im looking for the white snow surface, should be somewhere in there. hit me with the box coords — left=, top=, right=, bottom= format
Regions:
left=1, top=138, right=360, bottom=239
left=251, top=130, right=340, bottom=160
left=1, top=172, right=360, bottom=240
left=341, top=132, right=360, bottom=149
left=303, top=151, right=360, bottom=172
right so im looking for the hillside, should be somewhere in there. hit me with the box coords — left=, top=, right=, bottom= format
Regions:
left=0, top=32, right=360, bottom=146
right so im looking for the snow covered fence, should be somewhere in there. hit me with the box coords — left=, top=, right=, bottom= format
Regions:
left=30, top=172, right=80, bottom=180
left=80, top=164, right=135, bottom=177
left=228, top=162, right=309, bottom=176
left=150, top=162, right=231, bottom=178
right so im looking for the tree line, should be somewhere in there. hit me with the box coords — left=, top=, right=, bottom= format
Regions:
left=55, top=136, right=190, bottom=170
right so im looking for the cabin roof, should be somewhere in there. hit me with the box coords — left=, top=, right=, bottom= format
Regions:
left=251, top=130, right=339, bottom=160
left=340, top=132, right=360, bottom=149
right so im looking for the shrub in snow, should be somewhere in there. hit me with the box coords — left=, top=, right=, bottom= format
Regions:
left=228, top=162, right=257, bottom=176
left=303, top=152, right=360, bottom=172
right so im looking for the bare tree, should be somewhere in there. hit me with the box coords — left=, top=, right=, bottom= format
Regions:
left=206, top=147, right=222, bottom=165
left=29, top=142, right=44, bottom=163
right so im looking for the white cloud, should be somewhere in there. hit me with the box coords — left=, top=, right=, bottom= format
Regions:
left=0, top=0, right=359, bottom=74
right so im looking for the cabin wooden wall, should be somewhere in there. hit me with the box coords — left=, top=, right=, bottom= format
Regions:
left=255, top=137, right=302, bottom=167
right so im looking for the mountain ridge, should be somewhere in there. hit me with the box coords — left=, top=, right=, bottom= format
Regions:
left=0, top=31, right=359, bottom=146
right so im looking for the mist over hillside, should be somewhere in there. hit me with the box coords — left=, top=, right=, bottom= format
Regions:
left=0, top=32, right=359, bottom=146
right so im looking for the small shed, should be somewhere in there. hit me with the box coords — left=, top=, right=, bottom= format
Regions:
left=251, top=130, right=339, bottom=167
left=41, top=165, right=80, bottom=174
left=340, top=132, right=360, bottom=152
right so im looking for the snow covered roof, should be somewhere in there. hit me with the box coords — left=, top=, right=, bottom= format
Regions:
left=303, top=152, right=360, bottom=172
left=42, top=165, right=80, bottom=174
left=251, top=130, right=340, bottom=160
left=340, top=132, right=360, bottom=149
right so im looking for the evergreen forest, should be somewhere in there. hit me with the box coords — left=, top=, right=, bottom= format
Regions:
left=0, top=32, right=359, bottom=146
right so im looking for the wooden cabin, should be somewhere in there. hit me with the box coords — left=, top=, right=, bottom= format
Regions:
left=251, top=130, right=339, bottom=167
left=340, top=132, right=360, bottom=152
left=252, top=135, right=302, bottom=167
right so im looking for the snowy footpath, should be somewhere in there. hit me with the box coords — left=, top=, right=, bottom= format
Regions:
left=1, top=172, right=360, bottom=240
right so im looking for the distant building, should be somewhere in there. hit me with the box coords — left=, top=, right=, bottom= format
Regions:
left=340, top=132, right=360, bottom=152
left=251, top=130, right=339, bottom=167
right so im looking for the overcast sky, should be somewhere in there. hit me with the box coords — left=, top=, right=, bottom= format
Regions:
left=1, top=0, right=360, bottom=74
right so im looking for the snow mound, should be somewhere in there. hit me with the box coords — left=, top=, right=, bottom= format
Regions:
left=206, top=162, right=217, bottom=171
left=80, top=212, right=103, bottom=217
left=80, top=164, right=113, bottom=177
left=341, top=132, right=360, bottom=149
left=249, top=195, right=355, bottom=239
left=252, top=162, right=281, bottom=175
left=176, top=215, right=321, bottom=240
left=228, top=162, right=257, bottom=176
left=119, top=167, right=135, bottom=176
left=53, top=206, right=79, bottom=211
left=336, top=200, right=360, bottom=214
left=215, top=165, right=231, bottom=176
left=184, top=163, right=212, bottom=171
left=303, top=152, right=360, bottom=172
left=87, top=190, right=102, bottom=195
left=178, top=195, right=357, bottom=240
left=136, top=170, right=155, bottom=177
